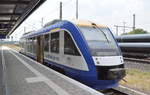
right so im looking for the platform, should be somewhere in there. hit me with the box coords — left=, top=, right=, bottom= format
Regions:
left=0, top=46, right=104, bottom=95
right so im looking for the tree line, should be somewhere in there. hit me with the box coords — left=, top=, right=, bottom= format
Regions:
left=121, top=28, right=148, bottom=35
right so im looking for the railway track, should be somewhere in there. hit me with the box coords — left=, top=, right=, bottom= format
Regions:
left=123, top=57, right=150, bottom=72
left=124, top=57, right=150, bottom=64
left=100, top=85, right=149, bottom=95
left=100, top=88, right=128, bottom=95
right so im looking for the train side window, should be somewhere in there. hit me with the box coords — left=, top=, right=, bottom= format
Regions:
left=64, top=31, right=80, bottom=56
left=44, top=34, right=49, bottom=52
left=50, top=32, right=59, bottom=53
left=29, top=38, right=33, bottom=53
left=31, top=38, right=33, bottom=53
left=27, top=39, right=29, bottom=52
left=32, top=37, right=36, bottom=54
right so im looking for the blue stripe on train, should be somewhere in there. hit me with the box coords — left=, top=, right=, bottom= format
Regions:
left=44, top=58, right=119, bottom=90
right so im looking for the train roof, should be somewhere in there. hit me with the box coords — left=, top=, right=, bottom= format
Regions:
left=21, top=19, right=108, bottom=39
left=71, top=19, right=107, bottom=28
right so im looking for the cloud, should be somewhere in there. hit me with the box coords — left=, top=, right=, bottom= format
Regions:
left=11, top=0, right=150, bottom=40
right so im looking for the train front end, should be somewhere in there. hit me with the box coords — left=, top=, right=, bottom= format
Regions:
left=77, top=22, right=126, bottom=89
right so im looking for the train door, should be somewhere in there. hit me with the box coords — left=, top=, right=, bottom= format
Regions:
left=62, top=31, right=88, bottom=71
left=36, top=35, right=44, bottom=63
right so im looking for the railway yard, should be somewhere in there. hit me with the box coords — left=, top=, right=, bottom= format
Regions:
left=115, top=34, right=150, bottom=95
left=101, top=58, right=150, bottom=95
left=119, top=59, right=150, bottom=95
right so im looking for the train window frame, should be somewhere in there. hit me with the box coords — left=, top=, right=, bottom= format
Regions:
left=32, top=37, right=36, bottom=54
left=27, top=38, right=30, bottom=53
left=64, top=31, right=80, bottom=56
left=50, top=32, right=60, bottom=53
left=44, top=34, right=50, bottom=52
left=29, top=38, right=33, bottom=53
left=31, top=38, right=33, bottom=53
left=49, top=33, right=51, bottom=54
left=26, top=39, right=29, bottom=53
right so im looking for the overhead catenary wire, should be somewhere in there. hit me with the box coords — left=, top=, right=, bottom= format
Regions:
left=11, top=0, right=75, bottom=40
left=42, top=0, right=74, bottom=19
left=25, top=0, right=74, bottom=30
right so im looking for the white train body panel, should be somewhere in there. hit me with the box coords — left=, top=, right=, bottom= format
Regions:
left=44, top=31, right=88, bottom=71
left=93, top=56, right=124, bottom=66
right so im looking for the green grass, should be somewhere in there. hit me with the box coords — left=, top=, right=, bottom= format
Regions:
left=120, top=69, right=150, bottom=92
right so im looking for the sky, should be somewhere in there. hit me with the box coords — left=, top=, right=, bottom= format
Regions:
left=10, top=0, right=150, bottom=41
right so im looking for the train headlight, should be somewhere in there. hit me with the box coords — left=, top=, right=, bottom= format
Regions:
left=97, top=61, right=100, bottom=64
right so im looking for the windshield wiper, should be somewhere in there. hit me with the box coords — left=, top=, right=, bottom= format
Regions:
left=91, top=23, right=110, bottom=43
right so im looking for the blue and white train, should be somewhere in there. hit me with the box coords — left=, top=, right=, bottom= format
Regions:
left=20, top=20, right=126, bottom=90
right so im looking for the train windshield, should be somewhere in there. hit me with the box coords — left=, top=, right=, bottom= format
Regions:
left=79, top=26, right=121, bottom=56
